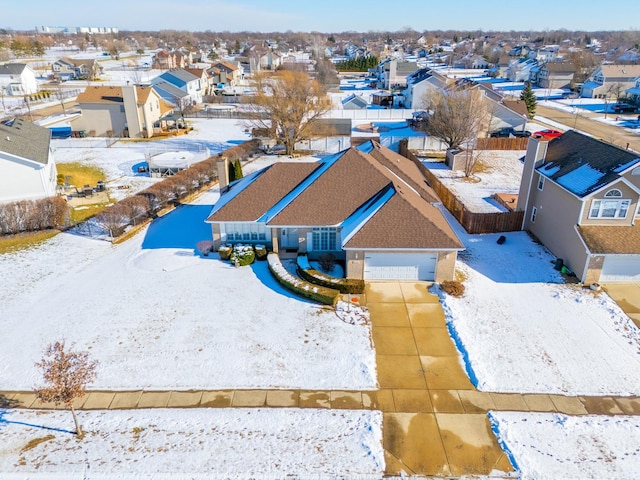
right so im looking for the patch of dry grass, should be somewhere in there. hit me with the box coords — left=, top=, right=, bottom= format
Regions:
left=0, top=230, right=59, bottom=254
left=56, top=162, right=105, bottom=189
left=20, top=435, right=55, bottom=453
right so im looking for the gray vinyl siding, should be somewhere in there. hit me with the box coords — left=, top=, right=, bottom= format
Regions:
left=524, top=177, right=589, bottom=279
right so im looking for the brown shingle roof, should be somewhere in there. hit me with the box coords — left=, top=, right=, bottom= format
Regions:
left=578, top=224, right=640, bottom=254
left=363, top=140, right=439, bottom=203
left=268, top=148, right=392, bottom=226
left=206, top=162, right=320, bottom=222
left=502, top=99, right=528, bottom=117
left=77, top=86, right=159, bottom=106
left=344, top=193, right=463, bottom=249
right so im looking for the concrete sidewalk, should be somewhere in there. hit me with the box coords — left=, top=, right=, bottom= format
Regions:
left=2, top=281, right=639, bottom=477
left=602, top=282, right=640, bottom=328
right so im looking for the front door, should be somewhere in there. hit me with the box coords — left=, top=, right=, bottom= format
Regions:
left=280, top=228, right=299, bottom=249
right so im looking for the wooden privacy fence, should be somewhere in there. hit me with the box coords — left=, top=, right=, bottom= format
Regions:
left=476, top=137, right=529, bottom=150
left=399, top=139, right=524, bottom=234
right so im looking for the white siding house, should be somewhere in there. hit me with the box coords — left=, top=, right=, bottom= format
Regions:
left=0, top=119, right=57, bottom=203
left=0, top=64, right=38, bottom=96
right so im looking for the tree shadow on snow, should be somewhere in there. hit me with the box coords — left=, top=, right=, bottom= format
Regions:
left=0, top=409, right=76, bottom=434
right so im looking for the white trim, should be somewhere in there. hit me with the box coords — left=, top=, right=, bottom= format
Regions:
left=344, top=247, right=462, bottom=252
left=586, top=175, right=640, bottom=198
left=575, top=224, right=592, bottom=284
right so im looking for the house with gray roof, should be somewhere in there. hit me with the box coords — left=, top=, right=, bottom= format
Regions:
left=0, top=63, right=38, bottom=96
left=0, top=119, right=58, bottom=203
left=341, top=93, right=368, bottom=110
left=151, top=68, right=203, bottom=105
left=206, top=140, right=463, bottom=282
left=517, top=131, right=640, bottom=283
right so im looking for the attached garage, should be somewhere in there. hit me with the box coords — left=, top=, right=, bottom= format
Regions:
left=363, top=252, right=437, bottom=281
left=600, top=255, right=640, bottom=282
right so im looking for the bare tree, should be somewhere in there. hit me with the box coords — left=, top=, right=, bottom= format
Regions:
left=462, top=149, right=483, bottom=178
left=422, top=86, right=487, bottom=150
left=246, top=70, right=331, bottom=155
left=35, top=340, right=98, bottom=437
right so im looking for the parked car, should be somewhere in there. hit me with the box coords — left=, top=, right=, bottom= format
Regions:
left=490, top=127, right=531, bottom=138
left=533, top=129, right=562, bottom=139
left=612, top=103, right=638, bottom=113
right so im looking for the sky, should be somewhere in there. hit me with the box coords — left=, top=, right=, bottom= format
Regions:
left=4, top=0, right=640, bottom=33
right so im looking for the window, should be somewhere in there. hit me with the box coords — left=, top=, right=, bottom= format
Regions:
left=589, top=199, right=631, bottom=219
left=312, top=227, right=337, bottom=251
left=604, top=189, right=622, bottom=198
left=222, top=223, right=267, bottom=242
left=537, top=175, right=545, bottom=191
left=531, top=206, right=537, bottom=223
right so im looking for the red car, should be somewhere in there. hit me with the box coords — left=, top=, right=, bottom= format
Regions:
left=533, top=129, right=562, bottom=139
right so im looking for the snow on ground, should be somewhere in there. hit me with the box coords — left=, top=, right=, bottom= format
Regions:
left=423, top=150, right=525, bottom=213
left=0, top=186, right=376, bottom=391
left=490, top=412, right=640, bottom=480
left=0, top=408, right=384, bottom=478
left=438, top=209, right=640, bottom=396
left=53, top=119, right=252, bottom=199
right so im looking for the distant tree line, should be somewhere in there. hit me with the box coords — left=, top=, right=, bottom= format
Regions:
left=335, top=56, right=379, bottom=72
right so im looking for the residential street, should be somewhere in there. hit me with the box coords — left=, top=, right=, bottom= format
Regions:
left=535, top=103, right=640, bottom=153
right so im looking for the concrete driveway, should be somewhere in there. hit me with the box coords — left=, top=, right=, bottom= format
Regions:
left=602, top=283, right=640, bottom=328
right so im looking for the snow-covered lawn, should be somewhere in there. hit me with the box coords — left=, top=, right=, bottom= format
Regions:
left=0, top=186, right=376, bottom=391
left=424, top=150, right=525, bottom=213
left=439, top=210, right=640, bottom=396
left=490, top=412, right=640, bottom=480
left=52, top=119, right=253, bottom=199
left=0, top=408, right=383, bottom=478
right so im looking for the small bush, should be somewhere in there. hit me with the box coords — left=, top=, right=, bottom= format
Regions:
left=318, top=253, right=336, bottom=273
left=440, top=280, right=465, bottom=297
left=229, top=244, right=255, bottom=266
left=218, top=243, right=232, bottom=260
left=255, top=244, right=268, bottom=261
left=196, top=240, right=214, bottom=256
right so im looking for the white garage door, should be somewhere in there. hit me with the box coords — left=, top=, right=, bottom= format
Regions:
left=364, top=252, right=437, bottom=281
left=600, top=255, right=640, bottom=282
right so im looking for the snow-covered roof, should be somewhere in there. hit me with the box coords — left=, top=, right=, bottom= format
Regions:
left=537, top=131, right=640, bottom=197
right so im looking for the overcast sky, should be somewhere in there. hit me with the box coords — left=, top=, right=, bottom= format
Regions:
left=6, top=0, right=640, bottom=33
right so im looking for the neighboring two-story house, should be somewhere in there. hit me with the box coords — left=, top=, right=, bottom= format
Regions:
left=72, top=85, right=174, bottom=138
left=0, top=63, right=38, bottom=96
left=517, top=131, right=640, bottom=283
left=401, top=68, right=449, bottom=110
left=376, top=59, right=420, bottom=89
left=52, top=57, right=102, bottom=81
left=581, top=64, right=640, bottom=99
left=151, top=69, right=203, bottom=105
left=537, top=62, right=577, bottom=90
left=212, top=61, right=241, bottom=86
left=0, top=118, right=57, bottom=203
